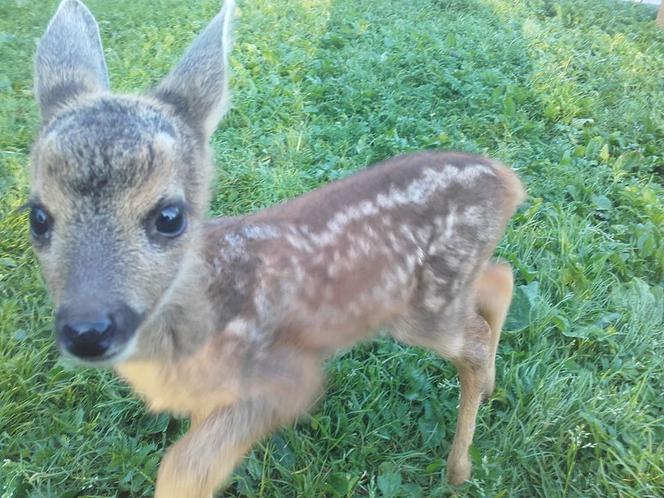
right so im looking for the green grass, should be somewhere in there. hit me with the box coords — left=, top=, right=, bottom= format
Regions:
left=1, top=0, right=663, bottom=496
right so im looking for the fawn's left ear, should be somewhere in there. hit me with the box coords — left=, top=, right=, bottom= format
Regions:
left=153, top=0, right=235, bottom=140
left=35, top=0, right=109, bottom=124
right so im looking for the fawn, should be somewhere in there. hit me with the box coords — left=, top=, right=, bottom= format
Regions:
left=28, top=0, right=525, bottom=496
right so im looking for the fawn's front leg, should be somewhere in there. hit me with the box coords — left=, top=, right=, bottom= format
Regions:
left=154, top=351, right=323, bottom=498
left=154, top=399, right=279, bottom=498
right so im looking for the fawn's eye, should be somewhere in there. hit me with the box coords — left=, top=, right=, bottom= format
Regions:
left=30, top=206, right=51, bottom=238
left=154, top=204, right=186, bottom=237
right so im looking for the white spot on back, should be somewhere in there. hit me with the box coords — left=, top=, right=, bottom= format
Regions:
left=294, top=163, right=493, bottom=249
left=444, top=207, right=457, bottom=239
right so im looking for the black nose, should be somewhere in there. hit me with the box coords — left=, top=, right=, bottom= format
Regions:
left=55, top=304, right=142, bottom=362
left=58, top=313, right=115, bottom=359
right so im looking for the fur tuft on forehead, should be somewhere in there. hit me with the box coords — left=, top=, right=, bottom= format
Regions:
left=34, top=96, right=192, bottom=198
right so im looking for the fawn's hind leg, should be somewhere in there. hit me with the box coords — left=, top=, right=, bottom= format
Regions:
left=394, top=262, right=514, bottom=485
left=448, top=262, right=513, bottom=484
left=474, top=262, right=514, bottom=397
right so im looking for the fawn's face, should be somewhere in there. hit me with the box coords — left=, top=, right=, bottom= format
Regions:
left=29, top=0, right=234, bottom=364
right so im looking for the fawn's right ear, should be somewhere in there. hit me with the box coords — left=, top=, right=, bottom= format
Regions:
left=153, top=0, right=235, bottom=140
left=35, top=0, right=109, bottom=124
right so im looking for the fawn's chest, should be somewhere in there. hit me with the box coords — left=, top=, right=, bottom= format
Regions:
left=115, top=342, right=242, bottom=417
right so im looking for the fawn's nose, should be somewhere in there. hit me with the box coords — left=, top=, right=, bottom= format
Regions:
left=55, top=303, right=142, bottom=362
left=57, top=312, right=115, bottom=359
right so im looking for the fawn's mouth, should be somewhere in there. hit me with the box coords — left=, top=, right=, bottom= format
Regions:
left=58, top=333, right=139, bottom=367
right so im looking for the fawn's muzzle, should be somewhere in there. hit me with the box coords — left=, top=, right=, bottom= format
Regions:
left=56, top=304, right=141, bottom=362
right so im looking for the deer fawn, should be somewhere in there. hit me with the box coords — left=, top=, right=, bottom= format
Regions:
left=28, top=0, right=525, bottom=496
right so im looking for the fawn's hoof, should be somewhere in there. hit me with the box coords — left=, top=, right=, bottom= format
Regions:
left=446, top=458, right=471, bottom=486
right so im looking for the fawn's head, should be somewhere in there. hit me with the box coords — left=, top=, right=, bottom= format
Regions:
left=28, top=0, right=234, bottom=364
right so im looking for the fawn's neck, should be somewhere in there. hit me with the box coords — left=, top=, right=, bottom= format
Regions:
left=134, top=237, right=219, bottom=360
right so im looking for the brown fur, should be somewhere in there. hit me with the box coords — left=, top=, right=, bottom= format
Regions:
left=29, top=1, right=525, bottom=496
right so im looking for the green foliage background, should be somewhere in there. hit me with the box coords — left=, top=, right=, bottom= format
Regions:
left=0, top=0, right=662, bottom=496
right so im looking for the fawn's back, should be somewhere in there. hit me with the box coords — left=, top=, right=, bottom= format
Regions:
left=203, top=151, right=524, bottom=353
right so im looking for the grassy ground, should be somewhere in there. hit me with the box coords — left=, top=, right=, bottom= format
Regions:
left=1, top=0, right=663, bottom=496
